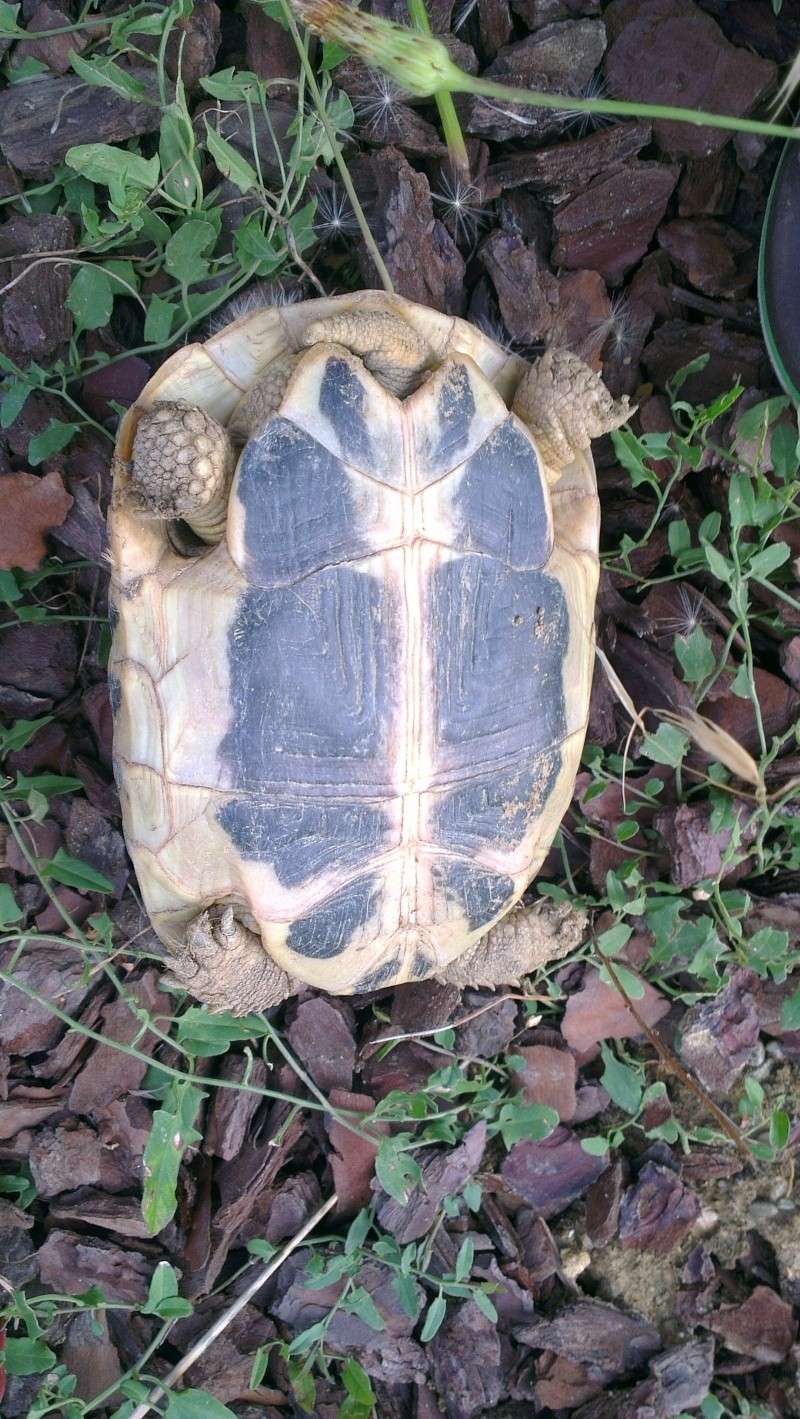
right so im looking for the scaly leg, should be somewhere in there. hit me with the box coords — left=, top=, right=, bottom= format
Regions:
left=513, top=348, right=634, bottom=480
left=129, top=400, right=236, bottom=543
left=436, top=899, right=586, bottom=989
left=165, top=906, right=299, bottom=1014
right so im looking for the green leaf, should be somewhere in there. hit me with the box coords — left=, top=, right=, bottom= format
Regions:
left=642, top=722, right=689, bottom=768
left=41, top=848, right=113, bottom=893
left=703, top=542, right=732, bottom=584
left=0, top=714, right=52, bottom=753
left=771, top=422, right=799, bottom=482
left=287, top=1357, right=317, bottom=1411
left=28, top=419, right=79, bottom=466
left=472, top=1289, right=498, bottom=1323
left=68, top=51, right=151, bottom=102
left=598, top=962, right=646, bottom=999
left=141, top=1082, right=204, bottom=1235
left=165, top=1391, right=237, bottom=1419
left=201, top=67, right=265, bottom=100
left=176, top=1007, right=269, bottom=1056
left=674, top=624, right=715, bottom=685
left=769, top=1108, right=790, bottom=1151
left=345, top=1208, right=371, bottom=1255
left=67, top=265, right=114, bottom=334
left=420, top=1294, right=447, bottom=1342
left=581, top=1135, right=610, bottom=1156
left=341, top=1357, right=375, bottom=1407
left=344, top=1286, right=386, bottom=1332
left=667, top=352, right=709, bottom=395
left=610, top=428, right=661, bottom=489
left=600, top=1042, right=643, bottom=1115
left=321, top=38, right=349, bottom=68
left=596, top=922, right=632, bottom=957
left=5, top=1337, right=57, bottom=1376
left=737, top=395, right=790, bottom=441
left=142, top=1260, right=189, bottom=1317
left=0, top=2, right=23, bottom=36
left=1, top=377, right=30, bottom=428
left=65, top=143, right=159, bottom=192
left=204, top=122, right=259, bottom=193
left=496, top=1099, right=559, bottom=1148
left=728, top=471, right=756, bottom=531
left=781, top=987, right=800, bottom=1031
left=12, top=771, right=83, bottom=798
left=234, top=215, right=285, bottom=276
left=0, top=882, right=23, bottom=926
left=375, top=1136, right=421, bottom=1204
left=454, top=1236, right=473, bottom=1282
left=393, top=1271, right=421, bottom=1321
left=165, top=219, right=217, bottom=286
left=749, top=541, right=791, bottom=581
left=144, top=296, right=177, bottom=345
left=159, top=103, right=203, bottom=209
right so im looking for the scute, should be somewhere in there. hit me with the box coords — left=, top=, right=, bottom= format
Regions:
left=286, top=874, right=384, bottom=959
left=429, top=556, right=570, bottom=769
left=220, top=564, right=400, bottom=789
left=217, top=796, right=396, bottom=889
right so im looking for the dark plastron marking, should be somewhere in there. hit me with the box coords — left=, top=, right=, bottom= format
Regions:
left=448, top=417, right=552, bottom=569
left=424, top=362, right=477, bottom=476
left=107, top=672, right=122, bottom=716
left=431, top=748, right=562, bottom=856
left=221, top=565, right=397, bottom=789
left=286, top=873, right=383, bottom=959
left=430, top=555, right=569, bottom=772
left=410, top=948, right=435, bottom=980
left=232, top=418, right=382, bottom=586
left=217, top=796, right=394, bottom=889
left=318, top=354, right=373, bottom=471
left=431, top=858, right=515, bottom=934
left=352, top=952, right=403, bottom=992
left=108, top=597, right=119, bottom=634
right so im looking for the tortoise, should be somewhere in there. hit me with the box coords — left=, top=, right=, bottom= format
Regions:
left=110, top=290, right=631, bottom=1012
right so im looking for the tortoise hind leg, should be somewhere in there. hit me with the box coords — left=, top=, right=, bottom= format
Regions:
left=436, top=899, right=585, bottom=989
left=165, top=906, right=299, bottom=1014
left=129, top=400, right=236, bottom=544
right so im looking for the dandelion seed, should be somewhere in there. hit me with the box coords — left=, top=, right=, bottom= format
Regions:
left=313, top=183, right=358, bottom=243
left=587, top=292, right=637, bottom=361
left=431, top=172, right=487, bottom=244
left=452, top=0, right=480, bottom=32
left=353, top=70, right=406, bottom=136
left=558, top=71, right=620, bottom=137
left=656, top=585, right=708, bottom=642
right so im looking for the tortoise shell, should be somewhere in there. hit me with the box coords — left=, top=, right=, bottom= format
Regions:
left=110, top=291, right=599, bottom=994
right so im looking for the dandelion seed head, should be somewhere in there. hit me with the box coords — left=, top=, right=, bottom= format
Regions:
left=313, top=183, right=358, bottom=243
left=431, top=172, right=487, bottom=244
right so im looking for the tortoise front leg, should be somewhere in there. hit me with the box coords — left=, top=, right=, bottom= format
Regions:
left=436, top=899, right=585, bottom=989
left=130, top=400, right=236, bottom=543
left=512, top=349, right=633, bottom=479
left=165, top=906, right=299, bottom=1014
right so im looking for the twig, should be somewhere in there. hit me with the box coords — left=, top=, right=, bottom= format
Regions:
left=597, top=952, right=754, bottom=1164
left=127, top=1192, right=338, bottom=1419
left=371, top=991, right=546, bottom=1048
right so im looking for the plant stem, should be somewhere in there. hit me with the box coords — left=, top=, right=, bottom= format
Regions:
left=461, top=75, right=800, bottom=141
left=407, top=0, right=470, bottom=178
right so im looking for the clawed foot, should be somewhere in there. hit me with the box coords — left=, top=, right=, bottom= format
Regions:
left=437, top=898, right=586, bottom=989
left=130, top=400, right=235, bottom=543
left=513, top=348, right=634, bottom=478
left=165, top=906, right=297, bottom=1014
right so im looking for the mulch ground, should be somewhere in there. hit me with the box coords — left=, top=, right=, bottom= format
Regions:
left=2, top=0, right=800, bottom=1415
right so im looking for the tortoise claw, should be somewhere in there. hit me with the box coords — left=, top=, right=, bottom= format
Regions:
left=436, top=899, right=586, bottom=989
left=165, top=906, right=297, bottom=1014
